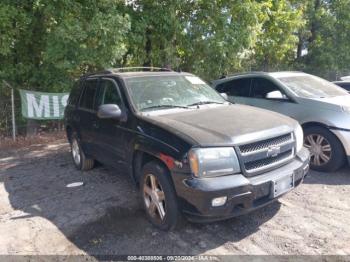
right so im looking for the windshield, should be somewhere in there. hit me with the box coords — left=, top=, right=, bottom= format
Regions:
left=277, top=74, right=349, bottom=98
left=124, top=75, right=226, bottom=111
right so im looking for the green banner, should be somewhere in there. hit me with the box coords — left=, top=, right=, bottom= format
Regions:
left=19, top=89, right=69, bottom=120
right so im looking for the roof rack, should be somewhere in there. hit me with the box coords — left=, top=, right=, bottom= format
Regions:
left=225, top=71, right=266, bottom=78
left=107, top=67, right=173, bottom=73
left=223, top=70, right=304, bottom=78
left=80, top=70, right=113, bottom=79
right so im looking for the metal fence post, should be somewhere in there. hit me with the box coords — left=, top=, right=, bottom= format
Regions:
left=3, top=80, right=16, bottom=141
left=11, top=87, right=16, bottom=141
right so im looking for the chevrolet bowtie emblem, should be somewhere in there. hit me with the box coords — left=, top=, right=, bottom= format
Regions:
left=267, top=145, right=281, bottom=157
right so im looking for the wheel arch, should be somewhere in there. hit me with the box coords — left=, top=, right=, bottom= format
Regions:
left=132, top=150, right=174, bottom=187
left=301, top=121, right=330, bottom=130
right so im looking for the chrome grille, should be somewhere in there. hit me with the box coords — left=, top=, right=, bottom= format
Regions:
left=237, top=133, right=295, bottom=176
left=244, top=149, right=293, bottom=171
left=239, top=133, right=292, bottom=155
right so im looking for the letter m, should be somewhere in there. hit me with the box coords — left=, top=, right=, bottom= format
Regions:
left=27, top=94, right=50, bottom=118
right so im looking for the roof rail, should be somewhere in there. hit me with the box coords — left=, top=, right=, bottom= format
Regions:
left=108, top=67, right=173, bottom=73
left=80, top=70, right=112, bottom=79
left=225, top=71, right=266, bottom=78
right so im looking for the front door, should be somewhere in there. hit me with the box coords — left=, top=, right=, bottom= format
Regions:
left=220, top=77, right=301, bottom=121
left=77, top=78, right=100, bottom=156
left=246, top=77, right=301, bottom=120
left=94, top=78, right=127, bottom=168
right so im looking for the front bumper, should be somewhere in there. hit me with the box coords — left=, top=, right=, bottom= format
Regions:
left=174, top=147, right=310, bottom=222
left=330, top=129, right=350, bottom=165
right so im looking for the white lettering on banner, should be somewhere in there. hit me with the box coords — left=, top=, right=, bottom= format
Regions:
left=52, top=96, right=59, bottom=117
left=27, top=94, right=50, bottom=118
left=61, top=95, right=69, bottom=108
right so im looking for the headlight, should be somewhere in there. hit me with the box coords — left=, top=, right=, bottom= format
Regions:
left=295, top=124, right=304, bottom=153
left=188, top=147, right=240, bottom=178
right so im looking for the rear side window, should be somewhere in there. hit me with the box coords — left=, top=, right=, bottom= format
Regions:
left=80, top=79, right=99, bottom=110
left=97, top=79, right=122, bottom=107
left=68, top=81, right=82, bottom=106
left=216, top=78, right=251, bottom=97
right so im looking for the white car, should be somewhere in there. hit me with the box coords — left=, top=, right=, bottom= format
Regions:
left=213, top=71, right=350, bottom=172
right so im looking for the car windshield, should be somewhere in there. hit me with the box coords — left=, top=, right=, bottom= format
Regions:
left=277, top=74, right=349, bottom=98
left=124, top=75, right=226, bottom=111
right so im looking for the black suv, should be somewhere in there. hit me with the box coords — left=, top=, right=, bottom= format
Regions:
left=64, top=67, right=310, bottom=230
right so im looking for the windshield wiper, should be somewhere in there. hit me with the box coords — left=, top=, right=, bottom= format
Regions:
left=187, top=101, right=225, bottom=107
left=141, top=104, right=189, bottom=111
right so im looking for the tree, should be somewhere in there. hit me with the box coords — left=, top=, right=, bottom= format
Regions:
left=295, top=0, right=350, bottom=79
left=0, top=0, right=130, bottom=92
left=252, top=0, right=305, bottom=71
left=122, top=0, right=263, bottom=80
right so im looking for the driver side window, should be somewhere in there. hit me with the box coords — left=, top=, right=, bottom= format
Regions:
left=251, top=78, right=282, bottom=99
left=97, top=79, right=122, bottom=107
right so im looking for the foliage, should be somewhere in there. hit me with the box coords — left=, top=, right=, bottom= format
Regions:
left=252, top=0, right=305, bottom=71
left=0, top=0, right=130, bottom=92
left=0, top=0, right=350, bottom=89
left=296, top=0, right=350, bottom=79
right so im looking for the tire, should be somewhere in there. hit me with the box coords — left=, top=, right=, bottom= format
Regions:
left=304, top=126, right=345, bottom=172
left=140, top=161, right=180, bottom=230
left=70, top=133, right=95, bottom=171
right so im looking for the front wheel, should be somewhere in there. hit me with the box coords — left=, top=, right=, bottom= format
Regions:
left=304, top=126, right=345, bottom=172
left=140, top=161, right=180, bottom=230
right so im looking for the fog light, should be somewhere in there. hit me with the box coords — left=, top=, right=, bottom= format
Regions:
left=212, top=196, right=227, bottom=207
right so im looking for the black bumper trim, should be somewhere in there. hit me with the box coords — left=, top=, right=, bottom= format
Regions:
left=174, top=148, right=310, bottom=222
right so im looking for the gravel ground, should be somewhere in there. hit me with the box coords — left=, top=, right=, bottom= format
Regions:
left=0, top=140, right=349, bottom=257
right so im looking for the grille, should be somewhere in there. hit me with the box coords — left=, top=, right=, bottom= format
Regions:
left=239, top=133, right=292, bottom=155
left=244, top=149, right=293, bottom=171
left=237, top=132, right=295, bottom=175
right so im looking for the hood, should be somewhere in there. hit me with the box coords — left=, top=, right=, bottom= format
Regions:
left=139, top=104, right=297, bottom=147
left=302, top=95, right=350, bottom=112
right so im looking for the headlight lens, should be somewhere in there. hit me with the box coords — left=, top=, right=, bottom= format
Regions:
left=295, top=124, right=304, bottom=153
left=188, top=147, right=240, bottom=177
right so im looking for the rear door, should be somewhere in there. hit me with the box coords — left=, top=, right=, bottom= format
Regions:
left=216, top=78, right=252, bottom=105
left=94, top=78, right=127, bottom=168
left=77, top=78, right=100, bottom=156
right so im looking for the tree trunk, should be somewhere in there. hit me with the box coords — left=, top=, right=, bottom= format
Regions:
left=297, top=34, right=303, bottom=59
left=143, top=28, right=152, bottom=67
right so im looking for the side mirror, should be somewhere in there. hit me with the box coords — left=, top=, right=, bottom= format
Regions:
left=266, top=90, right=287, bottom=100
left=220, top=93, right=228, bottom=100
left=97, top=104, right=122, bottom=119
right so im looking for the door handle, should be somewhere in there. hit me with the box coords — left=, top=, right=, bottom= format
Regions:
left=92, top=121, right=99, bottom=129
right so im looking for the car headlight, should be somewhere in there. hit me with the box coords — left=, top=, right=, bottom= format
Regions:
left=295, top=124, right=304, bottom=153
left=188, top=147, right=240, bottom=178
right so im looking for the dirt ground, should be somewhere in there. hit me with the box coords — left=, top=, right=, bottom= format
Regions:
left=0, top=140, right=349, bottom=257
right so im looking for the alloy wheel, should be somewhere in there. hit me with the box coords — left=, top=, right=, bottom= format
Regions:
left=143, top=174, right=166, bottom=223
left=71, top=139, right=81, bottom=166
left=304, top=134, right=332, bottom=166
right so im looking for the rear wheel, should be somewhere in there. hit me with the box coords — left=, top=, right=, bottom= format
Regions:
left=304, top=126, right=345, bottom=172
left=70, top=133, right=95, bottom=171
left=140, top=161, right=180, bottom=230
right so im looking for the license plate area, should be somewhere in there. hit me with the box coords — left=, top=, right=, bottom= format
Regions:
left=271, top=173, right=294, bottom=198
